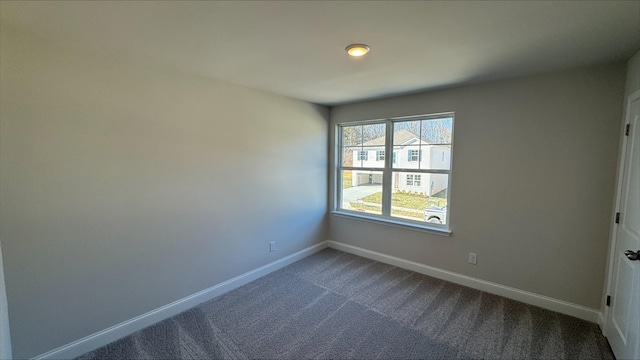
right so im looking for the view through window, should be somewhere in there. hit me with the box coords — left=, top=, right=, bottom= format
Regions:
left=338, top=114, right=453, bottom=228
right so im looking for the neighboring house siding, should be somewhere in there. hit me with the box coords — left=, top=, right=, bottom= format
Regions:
left=353, top=172, right=383, bottom=186
left=351, top=137, right=450, bottom=196
left=352, top=147, right=384, bottom=186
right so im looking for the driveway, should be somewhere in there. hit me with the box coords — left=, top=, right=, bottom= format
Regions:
left=342, top=185, right=382, bottom=202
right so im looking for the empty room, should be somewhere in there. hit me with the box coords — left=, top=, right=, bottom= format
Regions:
left=1, top=1, right=639, bottom=359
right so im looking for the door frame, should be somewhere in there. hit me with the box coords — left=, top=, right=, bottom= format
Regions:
left=602, top=88, right=640, bottom=338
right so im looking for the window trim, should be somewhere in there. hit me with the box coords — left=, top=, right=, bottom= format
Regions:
left=335, top=113, right=454, bottom=233
left=331, top=210, right=451, bottom=236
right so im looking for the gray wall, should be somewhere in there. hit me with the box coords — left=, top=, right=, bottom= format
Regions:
left=0, top=27, right=328, bottom=358
left=625, top=51, right=640, bottom=97
left=330, top=63, right=626, bottom=310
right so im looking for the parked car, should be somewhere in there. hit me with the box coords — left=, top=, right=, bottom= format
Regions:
left=423, top=205, right=446, bottom=224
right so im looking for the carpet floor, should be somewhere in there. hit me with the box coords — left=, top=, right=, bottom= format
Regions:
left=77, top=248, right=614, bottom=359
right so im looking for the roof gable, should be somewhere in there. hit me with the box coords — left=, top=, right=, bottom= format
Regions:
left=361, top=129, right=429, bottom=147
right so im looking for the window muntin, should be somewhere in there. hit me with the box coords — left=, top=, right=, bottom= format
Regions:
left=393, top=119, right=452, bottom=170
left=337, top=114, right=453, bottom=229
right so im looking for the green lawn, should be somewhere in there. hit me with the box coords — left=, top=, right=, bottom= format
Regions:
left=359, top=191, right=446, bottom=209
left=348, top=202, right=424, bottom=220
left=349, top=190, right=446, bottom=221
left=349, top=203, right=381, bottom=213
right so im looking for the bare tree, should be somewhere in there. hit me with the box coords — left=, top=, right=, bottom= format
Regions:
left=361, top=123, right=385, bottom=142
left=421, top=118, right=452, bottom=144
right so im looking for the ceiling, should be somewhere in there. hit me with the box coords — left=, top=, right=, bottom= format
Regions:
left=1, top=1, right=639, bottom=106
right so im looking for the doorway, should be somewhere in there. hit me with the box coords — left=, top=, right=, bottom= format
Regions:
left=604, top=89, right=640, bottom=360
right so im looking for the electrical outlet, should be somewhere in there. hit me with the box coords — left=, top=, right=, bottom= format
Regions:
left=468, top=253, right=477, bottom=265
left=269, top=241, right=276, bottom=252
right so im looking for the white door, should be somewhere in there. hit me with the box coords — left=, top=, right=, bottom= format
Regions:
left=606, top=90, right=640, bottom=360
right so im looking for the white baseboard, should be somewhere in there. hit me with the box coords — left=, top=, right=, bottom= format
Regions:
left=327, top=240, right=602, bottom=324
left=598, top=312, right=606, bottom=335
left=33, top=241, right=329, bottom=360
left=34, top=239, right=603, bottom=359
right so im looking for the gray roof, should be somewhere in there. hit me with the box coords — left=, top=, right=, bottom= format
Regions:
left=362, top=129, right=426, bottom=147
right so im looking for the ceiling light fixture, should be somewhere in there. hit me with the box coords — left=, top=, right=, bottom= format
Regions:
left=345, top=44, right=370, bottom=57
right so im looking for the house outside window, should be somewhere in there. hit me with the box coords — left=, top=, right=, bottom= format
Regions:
left=337, top=114, right=454, bottom=230
left=407, top=174, right=421, bottom=186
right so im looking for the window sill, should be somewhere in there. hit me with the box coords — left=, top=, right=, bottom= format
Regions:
left=331, top=210, right=452, bottom=237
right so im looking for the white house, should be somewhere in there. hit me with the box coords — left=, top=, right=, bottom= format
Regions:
left=351, top=129, right=450, bottom=196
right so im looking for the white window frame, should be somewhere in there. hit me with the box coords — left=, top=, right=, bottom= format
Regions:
left=357, top=150, right=368, bottom=161
left=335, top=113, right=454, bottom=234
left=376, top=150, right=385, bottom=161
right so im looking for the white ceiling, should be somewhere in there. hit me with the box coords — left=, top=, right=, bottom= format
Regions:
left=1, top=1, right=639, bottom=106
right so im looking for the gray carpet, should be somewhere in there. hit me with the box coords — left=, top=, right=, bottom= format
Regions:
left=77, top=248, right=614, bottom=359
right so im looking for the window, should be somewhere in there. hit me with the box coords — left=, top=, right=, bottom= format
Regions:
left=337, top=114, right=453, bottom=231
left=408, top=150, right=421, bottom=162
left=406, top=174, right=421, bottom=186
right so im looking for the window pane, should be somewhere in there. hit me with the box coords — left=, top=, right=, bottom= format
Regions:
left=361, top=123, right=386, bottom=143
left=341, top=125, right=362, bottom=167
left=391, top=172, right=448, bottom=224
left=341, top=125, right=363, bottom=147
left=420, top=117, right=452, bottom=170
left=393, top=121, right=421, bottom=169
left=393, top=118, right=452, bottom=170
left=341, top=124, right=385, bottom=168
left=421, top=118, right=452, bottom=145
left=429, top=145, right=451, bottom=170
left=341, top=170, right=383, bottom=215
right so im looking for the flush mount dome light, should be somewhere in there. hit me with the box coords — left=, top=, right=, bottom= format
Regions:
left=345, top=44, right=370, bottom=57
